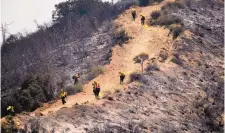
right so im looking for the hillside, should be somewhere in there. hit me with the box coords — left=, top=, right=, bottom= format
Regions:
left=1, top=0, right=224, bottom=132
left=1, top=0, right=136, bottom=117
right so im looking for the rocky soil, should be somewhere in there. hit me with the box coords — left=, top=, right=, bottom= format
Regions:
left=9, top=0, right=224, bottom=132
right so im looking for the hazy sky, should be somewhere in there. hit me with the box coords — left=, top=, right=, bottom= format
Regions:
left=1, top=0, right=115, bottom=40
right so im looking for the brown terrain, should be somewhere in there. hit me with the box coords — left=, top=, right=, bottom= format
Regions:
left=1, top=0, right=224, bottom=132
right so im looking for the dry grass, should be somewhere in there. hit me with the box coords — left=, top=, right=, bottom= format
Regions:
left=161, top=0, right=185, bottom=11
left=87, top=66, right=105, bottom=81
left=102, top=90, right=112, bottom=98
left=146, top=63, right=160, bottom=71
left=170, top=56, right=183, bottom=65
left=168, top=24, right=184, bottom=39
left=151, top=11, right=161, bottom=20
left=113, top=29, right=130, bottom=46
left=152, top=15, right=183, bottom=26
left=150, top=0, right=185, bottom=39
left=114, top=88, right=121, bottom=93
left=64, top=83, right=84, bottom=95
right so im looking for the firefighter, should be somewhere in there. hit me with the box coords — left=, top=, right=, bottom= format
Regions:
left=119, top=72, right=125, bottom=84
left=131, top=7, right=137, bottom=21
left=7, top=106, right=15, bottom=115
left=60, top=89, right=67, bottom=104
left=72, top=73, right=80, bottom=85
left=140, top=14, right=146, bottom=25
left=92, top=81, right=100, bottom=99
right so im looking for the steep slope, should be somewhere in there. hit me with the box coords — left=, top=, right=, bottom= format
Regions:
left=8, top=0, right=224, bottom=132
left=27, top=0, right=174, bottom=116
left=1, top=0, right=135, bottom=117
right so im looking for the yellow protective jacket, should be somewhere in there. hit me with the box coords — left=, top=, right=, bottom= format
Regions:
left=60, top=91, right=67, bottom=98
left=120, top=72, right=125, bottom=76
left=93, top=82, right=100, bottom=88
left=73, top=74, right=80, bottom=79
left=75, top=74, right=80, bottom=78
left=7, top=106, right=14, bottom=112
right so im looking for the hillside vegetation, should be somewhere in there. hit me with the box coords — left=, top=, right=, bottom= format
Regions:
left=1, top=0, right=224, bottom=132
left=1, top=0, right=137, bottom=117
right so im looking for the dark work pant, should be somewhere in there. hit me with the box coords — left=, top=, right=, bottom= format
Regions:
left=61, top=96, right=66, bottom=104
left=9, top=111, right=15, bottom=116
left=132, top=12, right=136, bottom=21
left=93, top=88, right=100, bottom=97
left=120, top=75, right=125, bottom=84
left=141, top=19, right=145, bottom=25
left=74, top=78, right=78, bottom=85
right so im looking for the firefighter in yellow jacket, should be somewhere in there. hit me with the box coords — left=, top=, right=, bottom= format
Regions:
left=119, top=72, right=125, bottom=84
left=131, top=7, right=137, bottom=21
left=92, top=81, right=100, bottom=99
left=60, top=89, right=67, bottom=104
left=140, top=14, right=146, bottom=25
left=72, top=73, right=80, bottom=85
left=7, top=105, right=15, bottom=115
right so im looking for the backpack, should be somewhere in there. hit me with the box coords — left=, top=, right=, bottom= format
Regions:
left=65, top=92, right=67, bottom=98
left=97, top=83, right=100, bottom=88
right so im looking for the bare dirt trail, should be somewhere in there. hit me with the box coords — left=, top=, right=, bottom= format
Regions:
left=32, top=0, right=174, bottom=116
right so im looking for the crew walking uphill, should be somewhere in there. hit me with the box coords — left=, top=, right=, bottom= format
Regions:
left=140, top=14, right=146, bottom=26
left=60, top=89, right=67, bottom=105
left=119, top=72, right=125, bottom=84
left=131, top=7, right=137, bottom=21
left=92, top=81, right=101, bottom=99
left=72, top=73, right=80, bottom=85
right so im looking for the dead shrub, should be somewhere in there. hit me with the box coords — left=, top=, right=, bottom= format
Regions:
left=102, top=90, right=112, bottom=99
left=64, top=83, right=83, bottom=95
left=87, top=66, right=104, bottom=81
left=113, top=29, right=130, bottom=46
left=153, top=15, right=182, bottom=26
left=64, top=85, right=76, bottom=95
left=88, top=121, right=143, bottom=133
left=158, top=50, right=169, bottom=62
left=114, top=88, right=121, bottom=93
left=146, top=63, right=160, bottom=71
left=161, top=1, right=184, bottom=11
left=130, top=72, right=143, bottom=82
left=170, top=56, right=183, bottom=65
left=185, top=0, right=191, bottom=7
left=129, top=72, right=148, bottom=84
left=151, top=11, right=161, bottom=20
left=194, top=98, right=224, bottom=132
left=149, top=0, right=184, bottom=39
left=168, top=24, right=184, bottom=39
left=172, top=26, right=184, bottom=39
left=107, top=96, right=114, bottom=101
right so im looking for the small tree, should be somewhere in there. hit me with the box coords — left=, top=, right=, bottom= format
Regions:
left=133, top=53, right=149, bottom=74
